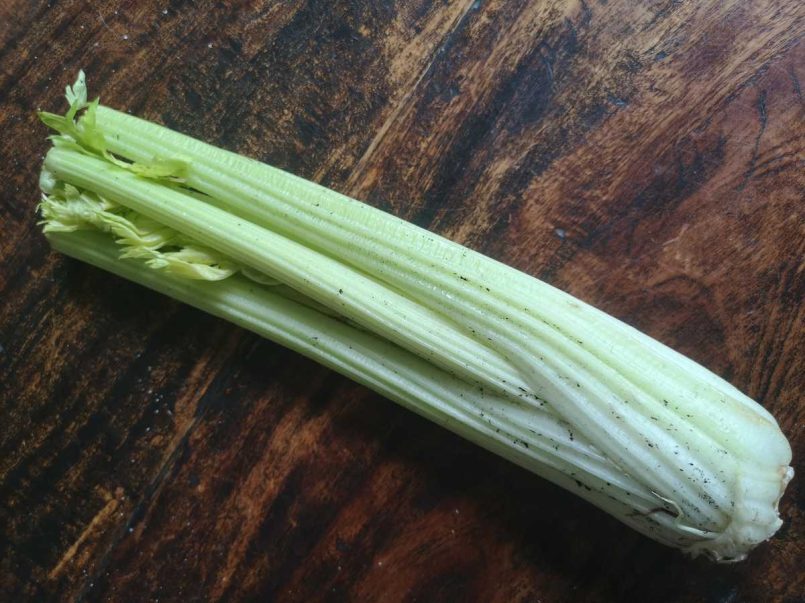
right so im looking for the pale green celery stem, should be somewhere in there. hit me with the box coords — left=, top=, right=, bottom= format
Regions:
left=33, top=105, right=786, bottom=558
left=88, top=114, right=751, bottom=526
left=46, top=229, right=689, bottom=548
left=45, top=145, right=729, bottom=530
left=92, top=107, right=789, bottom=474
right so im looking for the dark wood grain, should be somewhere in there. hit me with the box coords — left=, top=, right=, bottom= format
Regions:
left=1, top=1, right=803, bottom=601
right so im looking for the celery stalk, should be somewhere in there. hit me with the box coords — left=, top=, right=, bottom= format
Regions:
left=36, top=72, right=793, bottom=560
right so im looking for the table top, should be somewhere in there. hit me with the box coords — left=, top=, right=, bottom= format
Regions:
left=1, top=1, right=802, bottom=601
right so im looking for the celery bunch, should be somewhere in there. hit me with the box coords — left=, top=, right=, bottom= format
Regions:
left=37, top=72, right=792, bottom=560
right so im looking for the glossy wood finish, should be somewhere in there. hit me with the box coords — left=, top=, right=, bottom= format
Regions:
left=1, top=1, right=803, bottom=601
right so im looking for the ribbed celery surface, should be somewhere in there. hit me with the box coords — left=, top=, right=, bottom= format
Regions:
left=37, top=72, right=793, bottom=560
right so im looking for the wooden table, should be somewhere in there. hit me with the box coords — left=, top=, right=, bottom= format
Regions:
left=1, top=1, right=802, bottom=601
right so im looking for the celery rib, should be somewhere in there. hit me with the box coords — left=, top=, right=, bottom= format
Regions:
left=33, top=74, right=792, bottom=561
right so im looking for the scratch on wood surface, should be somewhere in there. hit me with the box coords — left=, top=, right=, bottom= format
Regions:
left=48, top=488, right=121, bottom=580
